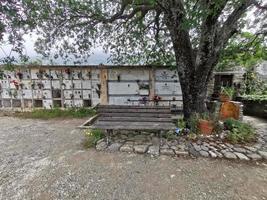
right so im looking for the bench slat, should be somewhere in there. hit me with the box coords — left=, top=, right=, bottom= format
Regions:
left=98, top=108, right=171, bottom=113
left=98, top=117, right=172, bottom=122
left=101, top=113, right=172, bottom=118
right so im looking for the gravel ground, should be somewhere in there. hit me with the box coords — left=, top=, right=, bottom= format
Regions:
left=0, top=116, right=267, bottom=200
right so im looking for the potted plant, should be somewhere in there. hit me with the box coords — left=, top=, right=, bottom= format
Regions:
left=197, top=113, right=214, bottom=136
left=219, top=87, right=234, bottom=102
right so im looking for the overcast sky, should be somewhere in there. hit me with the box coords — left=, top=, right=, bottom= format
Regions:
left=0, top=33, right=110, bottom=65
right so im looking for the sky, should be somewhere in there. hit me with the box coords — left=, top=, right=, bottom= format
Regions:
left=0, top=33, right=110, bottom=65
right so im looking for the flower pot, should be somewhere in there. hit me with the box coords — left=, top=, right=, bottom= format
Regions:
left=219, top=94, right=230, bottom=102
left=198, top=119, right=214, bottom=135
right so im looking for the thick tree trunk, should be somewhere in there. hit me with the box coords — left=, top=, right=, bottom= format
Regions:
left=179, top=74, right=208, bottom=120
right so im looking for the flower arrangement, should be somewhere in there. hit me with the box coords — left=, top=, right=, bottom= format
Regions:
left=10, top=80, right=19, bottom=90
left=153, top=95, right=161, bottom=105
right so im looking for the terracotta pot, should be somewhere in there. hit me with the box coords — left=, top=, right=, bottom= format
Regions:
left=198, top=119, right=214, bottom=135
left=219, top=94, right=230, bottom=102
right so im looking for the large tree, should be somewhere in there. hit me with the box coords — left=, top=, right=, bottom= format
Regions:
left=5, top=0, right=267, bottom=119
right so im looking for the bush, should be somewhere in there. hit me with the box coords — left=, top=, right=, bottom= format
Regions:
left=241, top=95, right=267, bottom=101
left=224, top=118, right=256, bottom=144
left=83, top=129, right=104, bottom=148
left=16, top=108, right=96, bottom=119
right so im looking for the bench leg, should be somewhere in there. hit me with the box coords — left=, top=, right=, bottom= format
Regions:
left=105, top=129, right=113, bottom=145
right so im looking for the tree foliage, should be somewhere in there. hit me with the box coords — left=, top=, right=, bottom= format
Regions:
left=217, top=32, right=267, bottom=71
left=1, top=0, right=266, bottom=118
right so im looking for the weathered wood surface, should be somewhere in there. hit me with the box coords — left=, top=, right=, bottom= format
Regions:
left=98, top=108, right=171, bottom=113
left=99, top=117, right=172, bottom=122
left=101, top=113, right=172, bottom=118
left=98, top=105, right=172, bottom=109
left=92, top=105, right=175, bottom=130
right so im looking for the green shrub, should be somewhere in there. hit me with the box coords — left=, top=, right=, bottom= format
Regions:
left=224, top=118, right=256, bottom=144
left=83, top=129, right=104, bottom=148
left=177, top=118, right=186, bottom=129
left=16, top=108, right=96, bottom=119
left=241, top=95, right=267, bottom=101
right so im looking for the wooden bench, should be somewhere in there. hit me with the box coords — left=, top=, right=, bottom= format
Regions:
left=91, top=105, right=176, bottom=144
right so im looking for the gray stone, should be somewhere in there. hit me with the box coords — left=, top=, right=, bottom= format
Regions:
left=170, top=145, right=178, bottom=151
left=223, top=152, right=237, bottom=159
left=161, top=144, right=169, bottom=149
left=247, top=153, right=262, bottom=160
left=215, top=151, right=223, bottom=158
left=201, top=145, right=209, bottom=151
left=233, top=147, right=247, bottom=154
left=176, top=144, right=186, bottom=150
left=175, top=150, right=189, bottom=156
left=199, top=150, right=209, bottom=157
left=234, top=152, right=249, bottom=161
left=245, top=146, right=257, bottom=152
left=147, top=145, right=160, bottom=156
left=134, top=144, right=149, bottom=154
left=225, top=143, right=234, bottom=149
left=196, top=140, right=202, bottom=145
left=193, top=144, right=201, bottom=152
left=209, top=146, right=218, bottom=151
left=188, top=145, right=200, bottom=157
left=96, top=141, right=108, bottom=151
left=107, top=143, right=122, bottom=152
left=209, top=151, right=217, bottom=158
left=160, top=148, right=175, bottom=156
left=120, top=144, right=133, bottom=152
left=258, top=151, right=267, bottom=160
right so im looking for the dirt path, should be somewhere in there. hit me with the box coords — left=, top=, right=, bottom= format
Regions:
left=0, top=116, right=266, bottom=200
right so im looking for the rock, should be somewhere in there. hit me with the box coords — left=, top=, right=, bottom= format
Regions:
left=196, top=140, right=202, bottom=145
left=233, top=147, right=247, bottom=154
left=134, top=144, right=149, bottom=154
left=175, top=150, right=189, bottom=156
left=258, top=151, right=267, bottom=160
left=160, top=148, right=175, bottom=156
left=96, top=141, right=108, bottom=151
left=147, top=145, right=160, bottom=156
left=209, top=151, right=217, bottom=158
left=120, top=144, right=133, bottom=152
left=176, top=144, right=186, bottom=150
left=215, top=151, right=223, bottom=158
left=161, top=144, right=169, bottom=149
left=223, top=152, right=237, bottom=159
left=170, top=146, right=178, bottom=151
left=247, top=153, right=262, bottom=160
left=234, top=152, right=249, bottom=161
left=245, top=146, right=257, bottom=152
left=199, top=150, right=209, bottom=157
left=193, top=144, right=201, bottom=152
left=107, top=143, right=122, bottom=152
left=225, top=143, right=234, bottom=149
left=188, top=145, right=200, bottom=157
left=201, top=145, right=209, bottom=151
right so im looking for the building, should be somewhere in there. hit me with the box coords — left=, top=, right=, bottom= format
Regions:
left=0, top=65, right=183, bottom=109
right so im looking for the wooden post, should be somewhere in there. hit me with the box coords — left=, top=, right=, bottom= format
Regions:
left=100, top=68, right=108, bottom=105
left=149, top=68, right=155, bottom=101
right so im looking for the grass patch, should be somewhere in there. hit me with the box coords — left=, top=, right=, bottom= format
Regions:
left=83, top=129, right=105, bottom=148
left=224, top=118, right=256, bottom=144
left=16, top=108, right=96, bottom=119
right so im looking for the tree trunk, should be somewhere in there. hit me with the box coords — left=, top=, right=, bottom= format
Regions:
left=179, top=76, right=208, bottom=120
